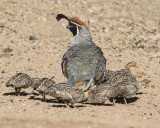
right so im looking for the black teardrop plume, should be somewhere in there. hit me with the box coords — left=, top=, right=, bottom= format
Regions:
left=56, top=14, right=70, bottom=21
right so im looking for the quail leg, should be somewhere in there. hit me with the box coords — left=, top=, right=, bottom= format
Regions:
left=123, top=97, right=128, bottom=104
left=15, top=87, right=21, bottom=96
left=112, top=98, right=116, bottom=106
left=42, top=94, right=46, bottom=101
left=69, top=100, right=75, bottom=108
left=66, top=99, right=75, bottom=108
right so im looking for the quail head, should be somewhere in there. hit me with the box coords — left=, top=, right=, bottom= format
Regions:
left=6, top=73, right=35, bottom=95
left=103, top=61, right=140, bottom=104
left=45, top=82, right=89, bottom=107
left=56, top=14, right=106, bottom=91
left=32, top=77, right=55, bottom=100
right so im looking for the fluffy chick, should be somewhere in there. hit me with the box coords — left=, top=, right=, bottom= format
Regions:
left=32, top=77, right=55, bottom=100
left=45, top=82, right=89, bottom=107
left=88, top=62, right=140, bottom=105
left=6, top=73, right=36, bottom=95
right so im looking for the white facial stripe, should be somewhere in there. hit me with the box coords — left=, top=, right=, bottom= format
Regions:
left=70, top=21, right=83, bottom=27
left=75, top=26, right=79, bottom=37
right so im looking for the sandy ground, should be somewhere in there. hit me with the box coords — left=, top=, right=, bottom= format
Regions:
left=0, top=0, right=160, bottom=127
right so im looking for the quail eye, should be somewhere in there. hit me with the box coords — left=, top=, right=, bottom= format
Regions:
left=67, top=22, right=76, bottom=28
left=67, top=22, right=78, bottom=36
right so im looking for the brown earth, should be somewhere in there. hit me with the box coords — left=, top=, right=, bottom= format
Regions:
left=0, top=0, right=160, bottom=127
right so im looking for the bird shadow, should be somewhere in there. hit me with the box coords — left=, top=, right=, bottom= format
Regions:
left=3, top=92, right=29, bottom=96
left=51, top=103, right=86, bottom=108
left=110, top=97, right=139, bottom=104
left=28, top=95, right=58, bottom=103
left=136, top=92, right=147, bottom=95
left=85, top=102, right=113, bottom=106
left=51, top=104, right=67, bottom=108
left=30, top=92, right=39, bottom=96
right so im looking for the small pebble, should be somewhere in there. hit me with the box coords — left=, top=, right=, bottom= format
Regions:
left=151, top=85, right=155, bottom=89
left=35, top=102, right=40, bottom=106
left=2, top=70, right=5, bottom=73
left=0, top=22, right=6, bottom=28
left=29, top=35, right=38, bottom=41
left=10, top=99, right=14, bottom=103
left=0, top=53, right=12, bottom=58
left=3, top=48, right=13, bottom=53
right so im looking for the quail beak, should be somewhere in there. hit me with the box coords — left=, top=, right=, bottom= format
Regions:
left=66, top=25, right=72, bottom=29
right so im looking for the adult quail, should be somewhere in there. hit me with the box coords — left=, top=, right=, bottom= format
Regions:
left=32, top=77, right=55, bottom=100
left=45, top=82, right=89, bottom=107
left=88, top=62, right=141, bottom=105
left=6, top=73, right=36, bottom=95
left=56, top=14, right=106, bottom=91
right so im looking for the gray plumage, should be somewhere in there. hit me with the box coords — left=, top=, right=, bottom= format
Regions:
left=32, top=77, right=55, bottom=100
left=56, top=14, right=106, bottom=91
left=62, top=44, right=106, bottom=87
left=6, top=73, right=33, bottom=95
left=45, top=83, right=89, bottom=107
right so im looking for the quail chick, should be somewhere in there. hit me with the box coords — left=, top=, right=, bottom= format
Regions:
left=56, top=14, right=106, bottom=91
left=88, top=62, right=140, bottom=105
left=6, top=73, right=35, bottom=95
left=45, top=82, right=89, bottom=107
left=32, top=77, right=55, bottom=100
left=87, top=83, right=117, bottom=105
left=106, top=61, right=140, bottom=104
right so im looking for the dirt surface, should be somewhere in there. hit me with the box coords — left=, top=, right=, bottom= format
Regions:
left=0, top=0, right=160, bottom=127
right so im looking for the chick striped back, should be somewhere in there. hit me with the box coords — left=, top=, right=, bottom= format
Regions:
left=6, top=73, right=32, bottom=88
left=45, top=83, right=88, bottom=103
left=32, top=78, right=55, bottom=94
left=104, top=67, right=140, bottom=98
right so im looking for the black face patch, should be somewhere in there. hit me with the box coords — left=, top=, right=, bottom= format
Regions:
left=67, top=22, right=78, bottom=36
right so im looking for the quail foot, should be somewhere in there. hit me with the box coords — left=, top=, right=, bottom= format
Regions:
left=56, top=14, right=106, bottom=91
left=45, top=82, right=89, bottom=107
left=6, top=73, right=36, bottom=95
left=32, top=77, right=56, bottom=100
